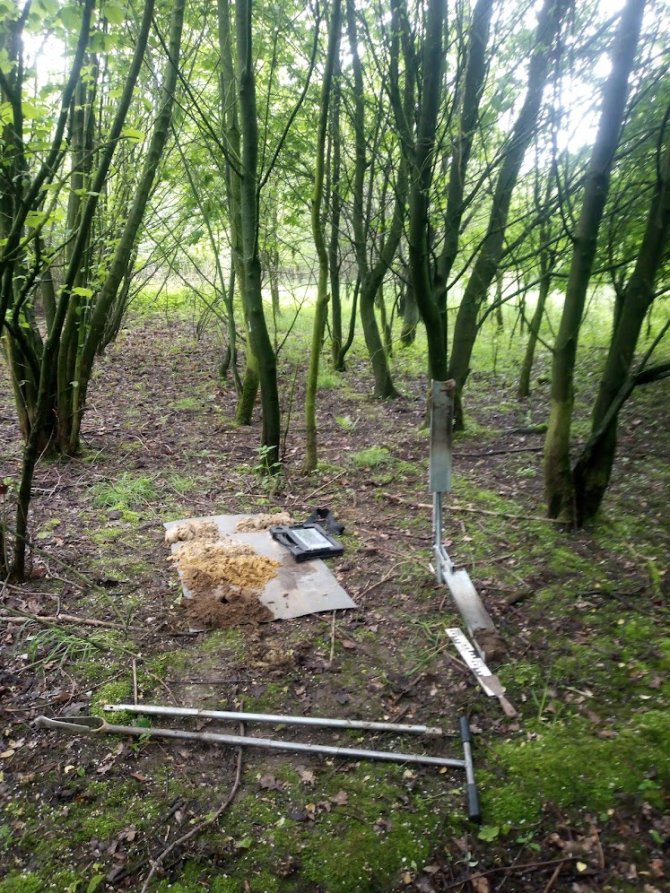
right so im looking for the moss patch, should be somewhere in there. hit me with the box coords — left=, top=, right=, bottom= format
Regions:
left=485, top=710, right=670, bottom=828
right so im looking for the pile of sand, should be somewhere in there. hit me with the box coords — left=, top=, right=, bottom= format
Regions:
left=170, top=538, right=279, bottom=629
left=235, top=512, right=292, bottom=532
left=165, top=519, right=220, bottom=544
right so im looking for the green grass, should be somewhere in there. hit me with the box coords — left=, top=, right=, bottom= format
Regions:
left=485, top=710, right=670, bottom=829
left=90, top=472, right=158, bottom=512
left=351, top=446, right=391, bottom=468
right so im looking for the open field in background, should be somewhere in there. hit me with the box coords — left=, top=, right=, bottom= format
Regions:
left=0, top=290, right=668, bottom=893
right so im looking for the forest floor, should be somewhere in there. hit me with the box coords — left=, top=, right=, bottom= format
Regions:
left=0, top=309, right=669, bottom=893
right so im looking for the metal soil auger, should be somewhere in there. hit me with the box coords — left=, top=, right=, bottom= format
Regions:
left=429, top=380, right=516, bottom=717
left=35, top=704, right=482, bottom=823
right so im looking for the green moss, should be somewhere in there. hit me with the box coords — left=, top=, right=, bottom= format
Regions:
left=199, top=628, right=247, bottom=661
left=0, top=874, right=44, bottom=893
left=170, top=397, right=201, bottom=411
left=90, top=678, right=133, bottom=720
left=352, top=446, right=391, bottom=468
left=485, top=710, right=670, bottom=828
left=91, top=526, right=126, bottom=544
left=90, top=473, right=158, bottom=512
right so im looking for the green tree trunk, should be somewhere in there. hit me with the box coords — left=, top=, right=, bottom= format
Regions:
left=236, top=0, right=280, bottom=469
left=218, top=0, right=259, bottom=425
left=518, top=252, right=554, bottom=399
left=544, top=0, right=645, bottom=521
left=69, top=0, right=186, bottom=454
left=448, top=0, right=569, bottom=428
left=406, top=0, right=448, bottom=380
left=329, top=62, right=343, bottom=369
left=305, top=0, right=342, bottom=472
left=346, top=0, right=400, bottom=398
left=435, top=0, right=493, bottom=333
left=572, top=124, right=670, bottom=524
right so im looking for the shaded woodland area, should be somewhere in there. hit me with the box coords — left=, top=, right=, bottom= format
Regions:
left=0, top=0, right=669, bottom=891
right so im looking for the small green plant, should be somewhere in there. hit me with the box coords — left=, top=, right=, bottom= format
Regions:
left=164, top=473, right=199, bottom=494
left=25, top=627, right=102, bottom=669
left=170, top=396, right=201, bottom=411
left=352, top=446, right=391, bottom=468
left=317, top=370, right=340, bottom=390
left=335, top=414, right=358, bottom=432
left=90, top=473, right=158, bottom=512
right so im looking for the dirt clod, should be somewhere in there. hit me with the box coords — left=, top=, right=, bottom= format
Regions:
left=165, top=519, right=221, bottom=544
left=171, top=538, right=280, bottom=628
left=235, top=512, right=292, bottom=532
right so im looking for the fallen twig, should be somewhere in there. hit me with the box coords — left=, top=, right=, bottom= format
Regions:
left=383, top=492, right=563, bottom=524
left=0, top=608, right=142, bottom=632
left=356, top=565, right=401, bottom=598
left=440, top=856, right=578, bottom=890
left=455, top=445, right=544, bottom=458
left=302, top=469, right=347, bottom=502
left=139, top=725, right=244, bottom=893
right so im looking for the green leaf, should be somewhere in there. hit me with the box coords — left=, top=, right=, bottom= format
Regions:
left=121, top=126, right=145, bottom=143
left=0, top=102, right=13, bottom=126
left=235, top=836, right=253, bottom=850
left=59, top=4, right=81, bottom=30
left=86, top=874, right=105, bottom=893
left=477, top=825, right=500, bottom=842
left=102, top=1, right=125, bottom=24
left=25, top=210, right=47, bottom=228
left=71, top=286, right=94, bottom=298
left=0, top=49, right=13, bottom=75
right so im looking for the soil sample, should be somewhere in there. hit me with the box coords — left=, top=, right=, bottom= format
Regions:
left=235, top=512, right=292, bottom=532
left=171, top=539, right=280, bottom=629
left=165, top=519, right=220, bottom=544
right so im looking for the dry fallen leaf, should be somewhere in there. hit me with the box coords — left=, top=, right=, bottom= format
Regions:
left=331, top=790, right=349, bottom=806
left=470, top=875, right=490, bottom=893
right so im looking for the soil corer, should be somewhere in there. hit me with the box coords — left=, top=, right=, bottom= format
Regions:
left=104, top=703, right=443, bottom=736
left=446, top=628, right=517, bottom=718
left=430, top=380, right=497, bottom=652
left=35, top=710, right=481, bottom=822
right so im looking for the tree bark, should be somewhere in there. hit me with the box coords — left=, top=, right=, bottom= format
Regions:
left=435, top=0, right=494, bottom=337
left=572, top=123, right=670, bottom=524
left=305, top=0, right=342, bottom=472
left=346, top=0, right=401, bottom=397
left=236, top=0, right=280, bottom=469
left=544, top=0, right=646, bottom=522
left=448, top=0, right=570, bottom=428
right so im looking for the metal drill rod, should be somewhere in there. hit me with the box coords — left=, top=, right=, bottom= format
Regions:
left=105, top=703, right=444, bottom=737
left=35, top=715, right=465, bottom=769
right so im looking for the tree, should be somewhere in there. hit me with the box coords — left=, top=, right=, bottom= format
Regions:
left=304, top=0, right=342, bottom=472
left=543, top=0, right=646, bottom=522
left=1, top=0, right=186, bottom=577
left=571, top=119, right=670, bottom=523
left=447, top=0, right=570, bottom=427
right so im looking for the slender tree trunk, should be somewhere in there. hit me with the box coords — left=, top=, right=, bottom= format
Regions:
left=448, top=0, right=569, bottom=429
left=218, top=0, right=259, bottom=424
left=572, top=124, right=670, bottom=524
left=518, top=254, right=554, bottom=398
left=435, top=0, right=493, bottom=333
left=11, top=0, right=153, bottom=579
left=400, top=274, right=419, bottom=346
left=544, top=0, right=645, bottom=522
left=346, top=0, right=400, bottom=397
left=70, top=0, right=186, bottom=454
left=329, top=61, right=343, bottom=368
left=305, top=0, right=342, bottom=472
left=407, top=0, right=448, bottom=380
left=236, top=0, right=280, bottom=469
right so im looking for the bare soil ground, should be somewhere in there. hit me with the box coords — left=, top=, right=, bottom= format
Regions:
left=1, top=316, right=668, bottom=893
